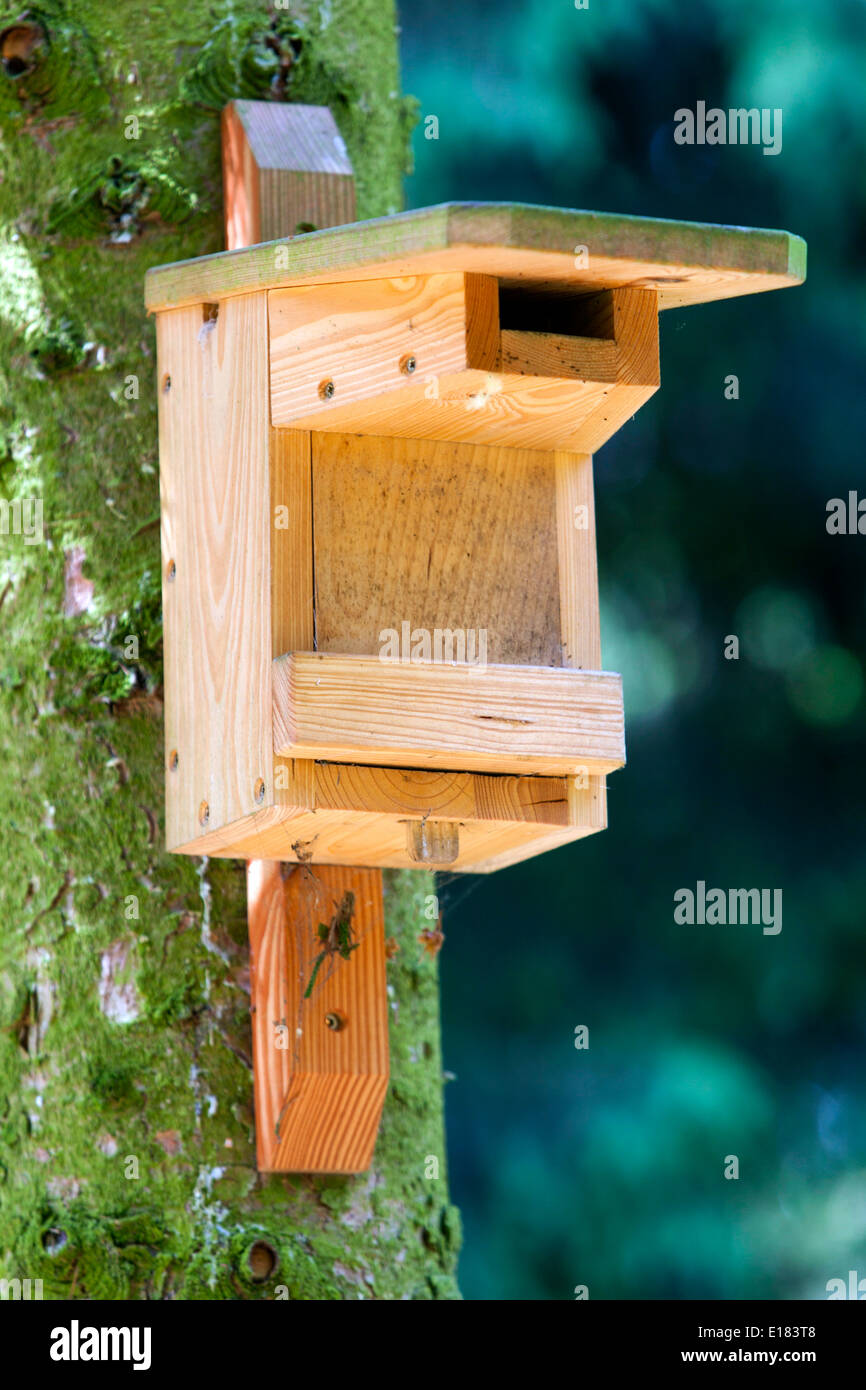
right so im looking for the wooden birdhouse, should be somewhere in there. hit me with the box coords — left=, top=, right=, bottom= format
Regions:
left=146, top=201, right=805, bottom=875
left=147, top=148, right=805, bottom=1177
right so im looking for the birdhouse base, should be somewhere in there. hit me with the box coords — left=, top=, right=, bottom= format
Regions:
left=185, top=759, right=607, bottom=873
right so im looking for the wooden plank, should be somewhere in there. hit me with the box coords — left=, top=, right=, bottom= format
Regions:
left=223, top=102, right=387, bottom=1180
left=158, top=294, right=271, bottom=852
left=146, top=201, right=806, bottom=314
left=188, top=801, right=579, bottom=871
left=169, top=760, right=572, bottom=867
left=222, top=101, right=356, bottom=251
left=269, top=273, right=497, bottom=426
left=269, top=281, right=656, bottom=452
left=277, top=760, right=570, bottom=826
left=270, top=427, right=313, bottom=657
left=247, top=859, right=292, bottom=1170
left=564, top=288, right=659, bottom=454
left=293, top=369, right=618, bottom=451
left=555, top=451, right=608, bottom=838
left=267, top=865, right=389, bottom=1173
left=272, top=652, right=625, bottom=775
left=499, top=329, right=618, bottom=380
left=310, top=433, right=562, bottom=666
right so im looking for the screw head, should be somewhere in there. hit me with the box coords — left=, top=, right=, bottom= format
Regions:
left=198, top=801, right=210, bottom=827
left=254, top=777, right=265, bottom=805
left=319, top=379, right=335, bottom=400
left=166, top=559, right=176, bottom=582
left=400, top=354, right=417, bottom=375
left=324, top=1012, right=343, bottom=1032
left=168, top=749, right=179, bottom=772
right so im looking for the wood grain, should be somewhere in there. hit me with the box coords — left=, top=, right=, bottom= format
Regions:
left=499, top=329, right=618, bottom=381
left=222, top=101, right=385, bottom=1179
left=287, top=368, right=619, bottom=451
left=564, top=287, right=660, bottom=454
left=272, top=652, right=625, bottom=775
left=270, top=427, right=314, bottom=657
left=555, top=451, right=609, bottom=839
left=249, top=862, right=389, bottom=1173
left=190, top=799, right=577, bottom=872
left=310, top=433, right=562, bottom=666
left=247, top=859, right=292, bottom=1170
left=146, top=200, right=807, bottom=313
left=222, top=101, right=356, bottom=251
left=158, top=294, right=272, bottom=851
left=278, top=760, right=570, bottom=825
left=269, top=278, right=657, bottom=453
left=269, top=273, right=497, bottom=426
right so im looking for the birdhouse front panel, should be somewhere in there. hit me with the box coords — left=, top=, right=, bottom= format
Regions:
left=149, top=202, right=805, bottom=872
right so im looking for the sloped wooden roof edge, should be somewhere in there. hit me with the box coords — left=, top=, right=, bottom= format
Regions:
left=144, top=200, right=807, bottom=313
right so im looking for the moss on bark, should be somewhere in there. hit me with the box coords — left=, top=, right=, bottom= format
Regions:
left=0, top=0, right=458, bottom=1300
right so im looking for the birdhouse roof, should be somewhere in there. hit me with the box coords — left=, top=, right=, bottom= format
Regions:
left=145, top=200, right=806, bottom=314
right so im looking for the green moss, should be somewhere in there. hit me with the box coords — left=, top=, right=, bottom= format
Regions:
left=180, top=12, right=310, bottom=109
left=47, top=154, right=200, bottom=239
left=0, top=3, right=104, bottom=121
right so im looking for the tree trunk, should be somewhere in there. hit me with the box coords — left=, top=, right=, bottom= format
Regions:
left=0, top=0, right=459, bottom=1300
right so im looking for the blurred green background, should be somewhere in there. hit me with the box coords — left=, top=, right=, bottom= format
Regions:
left=399, top=0, right=866, bottom=1300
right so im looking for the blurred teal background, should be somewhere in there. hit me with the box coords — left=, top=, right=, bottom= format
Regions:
left=399, top=0, right=866, bottom=1300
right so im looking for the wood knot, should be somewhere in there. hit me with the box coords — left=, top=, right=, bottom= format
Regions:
left=0, top=21, right=46, bottom=78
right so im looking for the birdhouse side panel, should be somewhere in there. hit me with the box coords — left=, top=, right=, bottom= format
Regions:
left=157, top=293, right=274, bottom=852
left=553, top=450, right=608, bottom=834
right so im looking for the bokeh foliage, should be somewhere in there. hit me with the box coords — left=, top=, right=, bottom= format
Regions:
left=401, top=0, right=866, bottom=1300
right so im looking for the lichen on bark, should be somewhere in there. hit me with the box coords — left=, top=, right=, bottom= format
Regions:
left=0, top=0, right=457, bottom=1300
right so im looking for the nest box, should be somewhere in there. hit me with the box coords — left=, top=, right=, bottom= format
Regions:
left=146, top=201, right=805, bottom=875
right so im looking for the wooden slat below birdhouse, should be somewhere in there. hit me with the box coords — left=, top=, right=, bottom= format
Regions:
left=248, top=860, right=388, bottom=1173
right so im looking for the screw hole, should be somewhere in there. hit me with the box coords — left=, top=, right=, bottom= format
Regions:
left=324, top=1011, right=343, bottom=1032
left=168, top=749, right=179, bottom=772
left=198, top=801, right=210, bottom=827
left=318, top=379, right=335, bottom=400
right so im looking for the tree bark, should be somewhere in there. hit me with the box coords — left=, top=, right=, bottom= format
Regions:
left=0, top=0, right=459, bottom=1300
